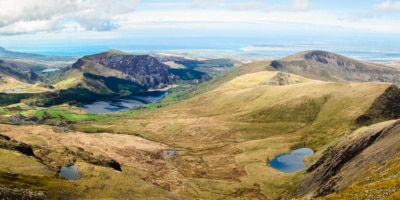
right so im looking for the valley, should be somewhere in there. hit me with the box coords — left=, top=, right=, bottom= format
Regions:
left=0, top=48, right=399, bottom=199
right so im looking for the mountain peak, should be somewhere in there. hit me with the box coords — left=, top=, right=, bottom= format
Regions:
left=61, top=51, right=171, bottom=91
left=107, top=49, right=129, bottom=55
left=271, top=50, right=400, bottom=83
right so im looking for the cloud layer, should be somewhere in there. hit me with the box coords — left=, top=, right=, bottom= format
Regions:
left=0, top=0, right=139, bottom=34
left=373, top=0, right=400, bottom=11
left=1, top=0, right=400, bottom=36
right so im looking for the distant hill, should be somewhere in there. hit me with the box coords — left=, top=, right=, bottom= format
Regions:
left=155, top=53, right=240, bottom=78
left=55, top=51, right=172, bottom=95
left=174, top=50, right=400, bottom=103
left=271, top=50, right=400, bottom=83
left=0, top=60, right=43, bottom=84
left=0, top=46, right=75, bottom=62
left=0, top=46, right=76, bottom=93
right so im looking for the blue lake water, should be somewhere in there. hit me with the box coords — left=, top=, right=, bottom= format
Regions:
left=79, top=91, right=167, bottom=114
left=163, top=150, right=183, bottom=155
left=269, top=148, right=314, bottom=173
left=1, top=88, right=22, bottom=93
left=58, top=165, right=80, bottom=180
left=42, top=68, right=60, bottom=73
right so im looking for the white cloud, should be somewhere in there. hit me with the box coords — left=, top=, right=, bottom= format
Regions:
left=0, top=0, right=139, bottom=34
left=337, top=13, right=376, bottom=22
left=190, top=0, right=223, bottom=8
left=227, top=1, right=263, bottom=11
left=292, top=0, right=309, bottom=11
left=373, top=0, right=400, bottom=11
left=264, top=0, right=309, bottom=12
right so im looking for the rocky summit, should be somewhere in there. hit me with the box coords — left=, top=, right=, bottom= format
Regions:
left=69, top=51, right=172, bottom=89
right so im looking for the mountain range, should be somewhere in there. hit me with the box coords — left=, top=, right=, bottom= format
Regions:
left=0, top=48, right=399, bottom=199
left=0, top=46, right=75, bottom=62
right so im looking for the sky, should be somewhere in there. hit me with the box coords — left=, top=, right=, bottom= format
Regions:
left=0, top=0, right=400, bottom=58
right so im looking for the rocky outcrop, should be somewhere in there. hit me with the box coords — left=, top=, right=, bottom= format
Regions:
left=36, top=146, right=122, bottom=172
left=296, top=119, right=400, bottom=198
left=0, top=134, right=35, bottom=156
left=8, top=114, right=41, bottom=125
left=53, top=121, right=75, bottom=133
left=0, top=186, right=46, bottom=200
left=72, top=147, right=122, bottom=171
left=268, top=72, right=300, bottom=86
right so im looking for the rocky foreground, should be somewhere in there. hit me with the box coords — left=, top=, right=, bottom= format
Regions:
left=0, top=186, right=46, bottom=200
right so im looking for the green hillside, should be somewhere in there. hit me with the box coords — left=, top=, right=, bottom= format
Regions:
left=1, top=50, right=400, bottom=199
left=77, top=70, right=399, bottom=199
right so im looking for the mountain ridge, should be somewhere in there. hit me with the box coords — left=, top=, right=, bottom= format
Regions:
left=270, top=50, right=400, bottom=83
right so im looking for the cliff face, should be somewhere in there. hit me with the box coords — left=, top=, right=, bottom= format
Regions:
left=71, top=51, right=172, bottom=89
left=296, top=119, right=400, bottom=198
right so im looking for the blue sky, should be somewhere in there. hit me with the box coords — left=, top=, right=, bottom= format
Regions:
left=0, top=0, right=400, bottom=56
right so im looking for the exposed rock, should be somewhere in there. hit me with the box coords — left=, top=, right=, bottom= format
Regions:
left=0, top=134, right=11, bottom=140
left=52, top=121, right=75, bottom=133
left=36, top=146, right=122, bottom=172
left=0, top=136, right=35, bottom=156
left=8, top=114, right=41, bottom=125
left=71, top=147, right=122, bottom=171
left=8, top=113, right=26, bottom=123
left=70, top=51, right=172, bottom=89
left=0, top=186, right=46, bottom=200
left=25, top=116, right=41, bottom=124
left=268, top=72, right=299, bottom=86
left=297, top=119, right=400, bottom=198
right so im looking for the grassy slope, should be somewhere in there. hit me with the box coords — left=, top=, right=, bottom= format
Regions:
left=159, top=60, right=274, bottom=106
left=118, top=71, right=390, bottom=149
left=1, top=55, right=399, bottom=199
left=81, top=70, right=394, bottom=199
left=0, top=149, right=176, bottom=199
left=0, top=75, right=51, bottom=93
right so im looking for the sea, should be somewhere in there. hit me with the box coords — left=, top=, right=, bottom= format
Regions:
left=5, top=36, right=400, bottom=63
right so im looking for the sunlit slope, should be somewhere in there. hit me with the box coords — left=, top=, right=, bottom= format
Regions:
left=0, top=125, right=178, bottom=199
left=168, top=50, right=400, bottom=103
left=109, top=71, right=397, bottom=150
left=0, top=74, right=52, bottom=93
left=172, top=60, right=274, bottom=100
left=86, top=70, right=400, bottom=199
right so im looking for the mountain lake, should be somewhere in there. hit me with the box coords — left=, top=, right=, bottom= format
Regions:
left=79, top=91, right=168, bottom=114
left=58, top=165, right=80, bottom=180
left=268, top=148, right=314, bottom=173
